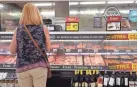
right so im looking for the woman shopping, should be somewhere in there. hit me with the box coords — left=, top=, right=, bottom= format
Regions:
left=10, top=3, right=51, bottom=87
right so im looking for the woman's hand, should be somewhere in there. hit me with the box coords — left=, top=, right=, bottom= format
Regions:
left=9, top=31, right=17, bottom=54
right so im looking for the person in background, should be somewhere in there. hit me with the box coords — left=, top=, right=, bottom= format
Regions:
left=9, top=3, right=51, bottom=87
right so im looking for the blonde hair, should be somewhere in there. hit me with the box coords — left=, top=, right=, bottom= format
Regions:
left=19, top=3, right=43, bottom=25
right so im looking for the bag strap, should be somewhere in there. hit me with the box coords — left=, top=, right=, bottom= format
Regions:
left=23, top=25, right=48, bottom=63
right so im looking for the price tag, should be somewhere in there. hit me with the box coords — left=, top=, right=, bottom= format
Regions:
left=53, top=49, right=57, bottom=52
left=66, top=49, right=71, bottom=52
left=94, top=50, right=98, bottom=53
left=114, top=50, right=119, bottom=52
left=128, top=34, right=137, bottom=40
left=126, top=50, right=131, bottom=53
left=78, top=49, right=82, bottom=52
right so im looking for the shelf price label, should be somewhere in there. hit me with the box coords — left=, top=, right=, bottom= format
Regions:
left=66, top=49, right=71, bottom=52
left=126, top=50, right=131, bottom=53
left=114, top=50, right=119, bottom=52
left=132, top=63, right=137, bottom=71
left=78, top=49, right=82, bottom=53
left=53, top=49, right=57, bottom=52
left=94, top=50, right=98, bottom=53
left=128, top=34, right=137, bottom=40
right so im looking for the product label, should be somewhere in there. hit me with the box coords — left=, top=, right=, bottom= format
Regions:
left=74, top=82, right=78, bottom=87
left=104, top=77, right=109, bottom=86
left=109, top=77, right=115, bottom=86
left=91, top=82, right=96, bottom=87
left=125, top=78, right=128, bottom=86
left=129, top=81, right=135, bottom=87
left=134, top=81, right=137, bottom=87
left=116, top=77, right=121, bottom=85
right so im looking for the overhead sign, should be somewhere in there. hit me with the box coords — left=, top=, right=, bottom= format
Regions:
left=65, top=17, right=79, bottom=31
left=107, top=16, right=121, bottom=22
left=66, top=17, right=79, bottom=22
left=103, top=6, right=121, bottom=20
left=128, top=10, right=137, bottom=22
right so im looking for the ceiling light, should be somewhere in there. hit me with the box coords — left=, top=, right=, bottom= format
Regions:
left=135, top=1, right=137, bottom=3
left=34, top=3, right=52, bottom=6
left=41, top=11, right=54, bottom=16
left=80, top=2, right=106, bottom=5
left=0, top=4, right=4, bottom=8
left=70, top=10, right=79, bottom=15
left=107, top=1, right=134, bottom=4
left=80, top=10, right=99, bottom=15
left=69, top=2, right=79, bottom=5
left=120, top=10, right=129, bottom=14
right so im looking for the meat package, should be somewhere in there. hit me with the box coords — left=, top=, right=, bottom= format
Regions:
left=0, top=56, right=16, bottom=64
left=92, top=45, right=102, bottom=50
left=51, top=43, right=60, bottom=49
left=48, top=55, right=83, bottom=65
left=130, top=46, right=137, bottom=50
left=117, top=46, right=130, bottom=50
left=103, top=45, right=117, bottom=50
left=103, top=55, right=118, bottom=59
left=120, top=55, right=133, bottom=60
left=133, top=55, right=137, bottom=59
left=104, top=59, right=120, bottom=66
left=77, top=43, right=86, bottom=49
left=84, top=55, right=105, bottom=66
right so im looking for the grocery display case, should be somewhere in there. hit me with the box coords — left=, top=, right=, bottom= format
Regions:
left=0, top=31, right=137, bottom=73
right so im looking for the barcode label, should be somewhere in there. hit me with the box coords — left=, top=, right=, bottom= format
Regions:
left=78, top=49, right=82, bottom=52
left=66, top=49, right=71, bottom=52
left=53, top=49, right=57, bottom=52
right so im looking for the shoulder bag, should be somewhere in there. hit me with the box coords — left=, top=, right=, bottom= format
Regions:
left=23, top=25, right=52, bottom=78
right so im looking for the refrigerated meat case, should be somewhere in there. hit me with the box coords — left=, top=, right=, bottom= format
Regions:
left=0, top=31, right=137, bottom=87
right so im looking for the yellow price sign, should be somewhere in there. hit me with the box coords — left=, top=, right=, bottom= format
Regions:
left=132, top=63, right=137, bottom=71
left=66, top=23, right=79, bottom=31
left=128, top=34, right=137, bottom=40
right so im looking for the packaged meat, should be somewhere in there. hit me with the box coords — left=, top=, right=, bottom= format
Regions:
left=120, top=55, right=132, bottom=60
left=117, top=46, right=130, bottom=50
left=103, top=55, right=118, bottom=59
left=104, top=59, right=120, bottom=66
left=51, top=44, right=60, bottom=49
left=130, top=46, right=137, bottom=50
left=103, top=45, right=116, bottom=50
left=121, top=61, right=133, bottom=63
left=92, top=45, right=102, bottom=50
left=133, top=55, right=137, bottom=59
left=77, top=43, right=86, bottom=49
left=91, top=55, right=105, bottom=66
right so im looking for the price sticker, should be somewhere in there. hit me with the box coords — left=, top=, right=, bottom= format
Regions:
left=126, top=50, right=131, bottom=53
left=66, top=49, right=71, bottom=52
left=78, top=49, right=82, bottom=52
left=94, top=50, right=98, bottom=53
left=114, top=50, right=119, bottom=52
left=128, top=34, right=137, bottom=40
left=53, top=49, right=57, bottom=52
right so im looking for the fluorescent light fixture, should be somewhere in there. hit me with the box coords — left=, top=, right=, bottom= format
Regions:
left=107, top=1, right=134, bottom=4
left=120, top=10, right=129, bottom=14
left=70, top=10, right=79, bottom=15
left=0, top=4, right=4, bottom=8
left=69, top=2, right=79, bottom=5
left=34, top=3, right=52, bottom=6
left=135, top=1, right=137, bottom=3
left=80, top=2, right=106, bottom=5
left=41, top=11, right=54, bottom=16
left=80, top=10, right=99, bottom=15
